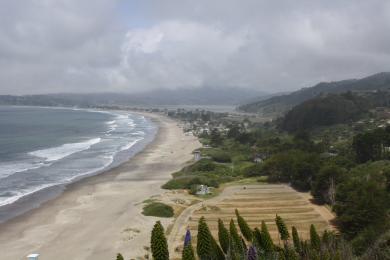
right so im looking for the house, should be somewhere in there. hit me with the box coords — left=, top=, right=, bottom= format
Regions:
left=27, top=254, right=39, bottom=260
left=254, top=157, right=263, bottom=163
left=196, top=185, right=211, bottom=195
left=194, top=150, right=201, bottom=161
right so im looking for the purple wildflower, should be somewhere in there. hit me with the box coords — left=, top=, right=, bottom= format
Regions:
left=247, top=245, right=257, bottom=260
left=184, top=229, right=191, bottom=247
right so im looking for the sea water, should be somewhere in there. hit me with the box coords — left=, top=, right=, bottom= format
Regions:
left=0, top=106, right=156, bottom=216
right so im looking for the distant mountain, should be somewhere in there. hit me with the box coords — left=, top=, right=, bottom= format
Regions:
left=0, top=87, right=267, bottom=108
left=239, top=72, right=390, bottom=115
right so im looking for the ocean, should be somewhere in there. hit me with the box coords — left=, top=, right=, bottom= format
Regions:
left=0, top=106, right=157, bottom=221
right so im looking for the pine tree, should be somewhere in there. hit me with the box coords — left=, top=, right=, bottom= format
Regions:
left=182, top=244, right=195, bottom=260
left=150, top=221, right=169, bottom=260
left=260, top=221, right=274, bottom=253
left=235, top=209, right=253, bottom=241
left=275, top=215, right=290, bottom=244
left=218, top=218, right=230, bottom=254
left=116, top=253, right=124, bottom=260
left=247, top=245, right=257, bottom=260
left=197, top=216, right=214, bottom=260
left=310, top=224, right=321, bottom=251
left=229, top=219, right=245, bottom=256
left=291, top=226, right=301, bottom=254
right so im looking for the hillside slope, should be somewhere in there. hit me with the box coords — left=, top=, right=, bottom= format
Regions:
left=239, top=72, right=390, bottom=115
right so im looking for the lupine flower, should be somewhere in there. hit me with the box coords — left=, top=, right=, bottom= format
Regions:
left=247, top=245, right=257, bottom=260
left=184, top=229, right=191, bottom=247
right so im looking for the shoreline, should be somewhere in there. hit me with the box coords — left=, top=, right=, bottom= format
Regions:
left=0, top=112, right=201, bottom=260
left=0, top=108, right=157, bottom=223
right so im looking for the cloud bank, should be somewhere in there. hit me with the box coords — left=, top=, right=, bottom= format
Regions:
left=0, top=0, right=390, bottom=94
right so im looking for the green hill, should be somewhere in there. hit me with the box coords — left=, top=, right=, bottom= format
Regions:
left=239, top=72, right=390, bottom=115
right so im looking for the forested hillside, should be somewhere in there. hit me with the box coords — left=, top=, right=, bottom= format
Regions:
left=239, top=72, right=390, bottom=115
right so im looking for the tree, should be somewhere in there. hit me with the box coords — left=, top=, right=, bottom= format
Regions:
left=229, top=219, right=245, bottom=256
left=182, top=244, right=195, bottom=260
left=116, top=253, right=124, bottom=260
left=291, top=226, right=301, bottom=254
left=275, top=215, right=290, bottom=245
left=311, top=164, right=346, bottom=205
left=236, top=209, right=253, bottom=241
left=197, top=217, right=214, bottom=259
left=210, top=128, right=223, bottom=147
left=261, top=221, right=274, bottom=253
left=310, top=224, right=321, bottom=251
left=151, top=221, right=169, bottom=260
left=218, top=218, right=230, bottom=254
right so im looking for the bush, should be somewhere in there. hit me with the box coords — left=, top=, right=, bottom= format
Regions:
left=209, top=151, right=232, bottom=163
left=190, top=159, right=217, bottom=171
left=243, top=163, right=264, bottom=177
left=142, top=202, right=174, bottom=218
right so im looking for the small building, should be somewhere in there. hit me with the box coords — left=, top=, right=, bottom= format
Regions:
left=27, top=254, right=39, bottom=260
left=194, top=150, right=201, bottom=161
left=254, top=157, right=263, bottom=163
left=196, top=185, right=211, bottom=195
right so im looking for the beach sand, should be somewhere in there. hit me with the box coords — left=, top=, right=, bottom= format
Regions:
left=0, top=113, right=200, bottom=260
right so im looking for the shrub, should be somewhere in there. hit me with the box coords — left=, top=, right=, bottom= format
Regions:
left=209, top=150, right=232, bottom=163
left=142, top=202, right=174, bottom=218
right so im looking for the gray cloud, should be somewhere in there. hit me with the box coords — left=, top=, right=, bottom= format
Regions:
left=0, top=0, right=389, bottom=94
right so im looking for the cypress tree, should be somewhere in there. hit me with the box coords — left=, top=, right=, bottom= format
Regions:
left=310, top=224, right=321, bottom=251
left=235, top=209, right=253, bottom=241
left=218, top=218, right=230, bottom=254
left=260, top=221, right=274, bottom=253
left=275, top=215, right=290, bottom=244
left=211, top=234, right=225, bottom=260
left=241, top=236, right=248, bottom=253
left=116, top=253, right=124, bottom=260
left=230, top=219, right=245, bottom=256
left=321, top=230, right=331, bottom=245
left=253, top=228, right=262, bottom=250
left=247, top=245, right=257, bottom=260
left=197, top=216, right=214, bottom=259
left=182, top=244, right=195, bottom=260
left=150, top=221, right=169, bottom=260
left=291, top=226, right=301, bottom=254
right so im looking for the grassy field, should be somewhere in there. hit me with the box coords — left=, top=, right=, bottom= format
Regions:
left=186, top=184, right=334, bottom=244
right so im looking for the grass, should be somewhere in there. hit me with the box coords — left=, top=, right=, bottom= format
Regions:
left=142, top=202, right=174, bottom=218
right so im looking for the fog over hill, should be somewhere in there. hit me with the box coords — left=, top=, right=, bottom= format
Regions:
left=0, top=87, right=267, bottom=108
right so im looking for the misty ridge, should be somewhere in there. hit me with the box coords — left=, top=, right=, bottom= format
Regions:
left=0, top=87, right=268, bottom=108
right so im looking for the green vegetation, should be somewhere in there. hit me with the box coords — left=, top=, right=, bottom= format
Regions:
left=235, top=209, right=253, bottom=241
left=150, top=221, right=169, bottom=260
left=162, top=100, right=390, bottom=256
left=142, top=202, right=174, bottom=218
left=132, top=214, right=357, bottom=260
left=217, top=219, right=229, bottom=254
left=281, top=93, right=370, bottom=132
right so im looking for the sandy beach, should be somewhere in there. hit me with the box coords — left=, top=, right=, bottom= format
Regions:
left=0, top=113, right=200, bottom=260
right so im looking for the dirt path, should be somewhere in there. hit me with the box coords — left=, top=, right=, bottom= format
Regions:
left=167, top=186, right=240, bottom=257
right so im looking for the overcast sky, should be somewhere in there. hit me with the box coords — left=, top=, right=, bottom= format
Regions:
left=0, top=0, right=389, bottom=94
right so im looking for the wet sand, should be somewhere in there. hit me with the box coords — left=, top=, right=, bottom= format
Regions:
left=0, top=113, right=200, bottom=260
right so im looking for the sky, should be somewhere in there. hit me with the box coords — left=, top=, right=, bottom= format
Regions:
left=0, top=0, right=390, bottom=95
